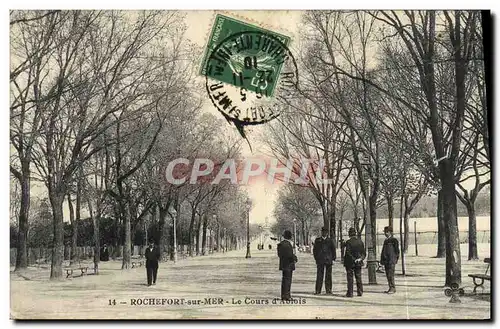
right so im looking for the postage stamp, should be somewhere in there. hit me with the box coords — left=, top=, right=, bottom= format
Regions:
left=200, top=14, right=291, bottom=96
left=201, top=14, right=298, bottom=126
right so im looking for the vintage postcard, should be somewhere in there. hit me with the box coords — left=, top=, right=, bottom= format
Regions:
left=9, top=9, right=491, bottom=320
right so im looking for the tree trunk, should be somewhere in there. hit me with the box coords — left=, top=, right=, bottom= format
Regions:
left=436, top=189, right=446, bottom=258
left=441, top=163, right=461, bottom=286
left=67, top=194, right=77, bottom=265
left=321, top=203, right=329, bottom=230
left=202, top=215, right=208, bottom=255
left=467, top=204, right=479, bottom=260
left=121, top=199, right=131, bottom=270
left=93, top=218, right=100, bottom=274
left=15, top=163, right=30, bottom=271
left=387, top=196, right=394, bottom=228
left=301, top=220, right=306, bottom=247
left=216, top=220, right=220, bottom=252
left=403, top=213, right=409, bottom=253
left=49, top=193, right=65, bottom=280
left=196, top=214, right=202, bottom=255
left=188, top=209, right=196, bottom=257
left=399, top=215, right=405, bottom=275
left=369, top=196, right=377, bottom=256
left=75, top=177, right=82, bottom=254
left=329, top=198, right=337, bottom=258
left=399, top=195, right=405, bottom=275
left=112, top=206, right=120, bottom=260
left=158, top=205, right=167, bottom=259
left=89, top=201, right=100, bottom=275
left=130, top=220, right=137, bottom=257
left=354, top=217, right=362, bottom=239
left=339, top=216, right=344, bottom=261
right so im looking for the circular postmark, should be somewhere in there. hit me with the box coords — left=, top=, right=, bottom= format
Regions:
left=204, top=30, right=298, bottom=126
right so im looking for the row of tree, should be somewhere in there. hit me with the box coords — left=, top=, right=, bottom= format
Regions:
left=264, top=11, right=490, bottom=286
left=10, top=197, right=262, bottom=254
left=10, top=10, right=254, bottom=279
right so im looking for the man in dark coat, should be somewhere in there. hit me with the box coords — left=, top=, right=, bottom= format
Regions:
left=100, top=244, right=110, bottom=261
left=380, top=226, right=400, bottom=293
left=145, top=239, right=161, bottom=286
left=313, top=227, right=335, bottom=294
left=343, top=227, right=366, bottom=297
left=277, top=230, right=297, bottom=301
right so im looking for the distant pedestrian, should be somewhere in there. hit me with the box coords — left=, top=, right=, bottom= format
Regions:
left=145, top=239, right=161, bottom=286
left=313, top=227, right=335, bottom=294
left=343, top=227, right=365, bottom=297
left=268, top=244, right=272, bottom=250
left=380, top=226, right=400, bottom=294
left=277, top=230, right=297, bottom=301
left=100, top=244, right=110, bottom=261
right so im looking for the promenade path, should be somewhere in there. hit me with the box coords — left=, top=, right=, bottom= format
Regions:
left=10, top=242, right=490, bottom=319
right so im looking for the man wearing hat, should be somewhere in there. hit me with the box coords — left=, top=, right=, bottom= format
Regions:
left=380, top=226, right=400, bottom=293
left=100, top=244, right=110, bottom=261
left=313, top=227, right=336, bottom=294
left=343, top=227, right=366, bottom=297
left=145, top=239, right=161, bottom=286
left=277, top=230, right=297, bottom=300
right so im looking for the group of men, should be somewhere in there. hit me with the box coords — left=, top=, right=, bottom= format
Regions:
left=277, top=226, right=400, bottom=300
left=141, top=225, right=400, bottom=294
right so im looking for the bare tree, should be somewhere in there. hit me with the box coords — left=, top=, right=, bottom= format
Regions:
left=366, top=10, right=480, bottom=285
left=263, top=96, right=352, bottom=257
left=276, top=185, right=322, bottom=245
left=25, top=11, right=189, bottom=278
left=10, top=10, right=61, bottom=271
left=298, top=11, right=384, bottom=259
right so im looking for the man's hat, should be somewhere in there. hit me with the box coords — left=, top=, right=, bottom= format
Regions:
left=348, top=227, right=356, bottom=237
left=321, top=227, right=328, bottom=232
left=283, top=230, right=292, bottom=239
left=384, top=226, right=393, bottom=233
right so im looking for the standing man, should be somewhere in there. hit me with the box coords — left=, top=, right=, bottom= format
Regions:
left=313, top=227, right=336, bottom=295
left=380, top=226, right=400, bottom=293
left=277, top=230, right=297, bottom=301
left=100, top=244, right=109, bottom=261
left=344, top=227, right=366, bottom=297
left=145, top=239, right=161, bottom=287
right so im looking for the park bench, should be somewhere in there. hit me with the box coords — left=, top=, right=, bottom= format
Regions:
left=131, top=255, right=144, bottom=269
left=161, top=253, right=170, bottom=262
left=65, top=263, right=93, bottom=278
left=468, top=258, right=491, bottom=293
left=178, top=247, right=188, bottom=259
left=34, top=258, right=49, bottom=268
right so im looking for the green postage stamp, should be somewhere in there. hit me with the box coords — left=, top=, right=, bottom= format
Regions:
left=201, top=14, right=292, bottom=98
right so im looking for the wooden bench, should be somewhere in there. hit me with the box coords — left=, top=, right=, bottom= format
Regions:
left=131, top=260, right=144, bottom=268
left=161, top=253, right=170, bottom=262
left=35, top=258, right=49, bottom=268
left=131, top=256, right=144, bottom=268
left=468, top=258, right=491, bottom=293
left=65, top=265, right=92, bottom=278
